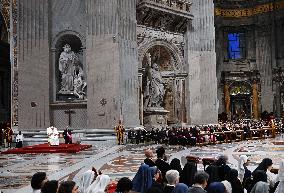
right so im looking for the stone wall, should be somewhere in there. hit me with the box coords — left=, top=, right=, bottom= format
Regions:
left=86, top=0, right=139, bottom=129
left=17, top=0, right=50, bottom=129
left=215, top=10, right=284, bottom=115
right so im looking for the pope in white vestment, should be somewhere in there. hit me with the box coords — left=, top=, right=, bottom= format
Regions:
left=47, top=126, right=59, bottom=146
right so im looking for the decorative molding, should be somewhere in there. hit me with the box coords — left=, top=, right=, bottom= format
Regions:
left=0, top=0, right=10, bottom=30
left=215, top=0, right=284, bottom=18
left=11, top=0, right=17, bottom=127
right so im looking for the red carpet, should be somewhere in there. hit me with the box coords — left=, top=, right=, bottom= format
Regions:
left=1, top=143, right=92, bottom=154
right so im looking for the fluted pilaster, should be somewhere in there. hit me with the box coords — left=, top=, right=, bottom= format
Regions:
left=86, top=0, right=139, bottom=128
left=17, top=0, right=50, bottom=129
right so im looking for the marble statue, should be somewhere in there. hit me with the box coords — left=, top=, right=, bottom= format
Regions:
left=58, top=44, right=87, bottom=99
left=73, top=63, right=87, bottom=99
left=145, top=53, right=165, bottom=108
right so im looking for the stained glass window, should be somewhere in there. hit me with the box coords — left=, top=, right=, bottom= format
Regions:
left=228, top=33, right=246, bottom=59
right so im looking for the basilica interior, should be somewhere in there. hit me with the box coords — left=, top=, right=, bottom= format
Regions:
left=0, top=0, right=284, bottom=193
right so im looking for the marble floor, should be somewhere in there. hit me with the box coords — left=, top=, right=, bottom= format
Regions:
left=1, top=135, right=284, bottom=193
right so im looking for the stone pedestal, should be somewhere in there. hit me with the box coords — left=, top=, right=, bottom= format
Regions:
left=57, top=93, right=78, bottom=101
left=143, top=108, right=169, bottom=130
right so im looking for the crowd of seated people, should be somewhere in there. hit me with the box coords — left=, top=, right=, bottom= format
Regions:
left=127, top=117, right=284, bottom=146
left=32, top=146, right=284, bottom=193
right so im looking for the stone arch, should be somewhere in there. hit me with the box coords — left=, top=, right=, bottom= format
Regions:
left=138, top=39, right=184, bottom=71
left=228, top=81, right=252, bottom=119
left=229, top=81, right=252, bottom=95
left=51, top=30, right=85, bottom=49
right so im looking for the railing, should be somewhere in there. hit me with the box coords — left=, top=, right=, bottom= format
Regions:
left=138, top=0, right=192, bottom=13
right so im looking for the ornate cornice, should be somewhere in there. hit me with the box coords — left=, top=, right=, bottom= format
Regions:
left=0, top=0, right=10, bottom=29
left=215, top=0, right=284, bottom=18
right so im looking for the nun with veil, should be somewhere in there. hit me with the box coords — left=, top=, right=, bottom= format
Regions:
left=133, top=164, right=159, bottom=193
left=79, top=170, right=96, bottom=193
left=237, top=155, right=251, bottom=183
left=86, top=174, right=110, bottom=193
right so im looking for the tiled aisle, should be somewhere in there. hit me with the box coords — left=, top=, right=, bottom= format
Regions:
left=1, top=135, right=284, bottom=193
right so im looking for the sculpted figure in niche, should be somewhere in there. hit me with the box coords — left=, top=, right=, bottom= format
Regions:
left=58, top=44, right=87, bottom=99
left=73, top=63, right=87, bottom=99
left=145, top=52, right=165, bottom=108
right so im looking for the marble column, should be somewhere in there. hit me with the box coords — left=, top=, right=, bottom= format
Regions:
left=252, top=81, right=259, bottom=119
left=17, top=0, right=50, bottom=129
left=185, top=0, right=218, bottom=124
left=138, top=72, right=143, bottom=125
left=86, top=0, right=139, bottom=129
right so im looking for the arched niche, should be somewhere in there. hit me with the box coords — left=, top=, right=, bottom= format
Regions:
left=51, top=32, right=86, bottom=101
left=139, top=43, right=187, bottom=125
left=138, top=39, right=184, bottom=71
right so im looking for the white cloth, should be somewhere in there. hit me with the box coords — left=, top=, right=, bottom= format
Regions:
left=86, top=174, right=110, bottom=193
left=47, top=127, right=59, bottom=146
left=16, top=134, right=24, bottom=142
left=250, top=181, right=269, bottom=193
left=238, top=155, right=248, bottom=182
left=221, top=180, right=232, bottom=193
left=32, top=189, right=41, bottom=193
left=266, top=170, right=277, bottom=188
left=79, top=170, right=95, bottom=193
left=274, top=160, right=284, bottom=193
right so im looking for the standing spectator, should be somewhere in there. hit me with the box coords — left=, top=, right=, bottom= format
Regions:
left=274, top=160, right=284, bottom=193
left=180, top=157, right=198, bottom=186
left=207, top=182, right=226, bottom=193
left=86, top=174, right=110, bottom=193
left=63, top=126, right=72, bottom=144
left=144, top=149, right=156, bottom=167
left=79, top=170, right=96, bottom=193
left=188, top=171, right=209, bottom=193
left=116, top=177, right=133, bottom=193
left=216, top=155, right=231, bottom=181
left=147, top=167, right=163, bottom=193
left=4, top=123, right=13, bottom=148
left=41, top=180, right=58, bottom=193
left=114, top=120, right=125, bottom=145
left=155, top=147, right=170, bottom=182
left=172, top=183, right=189, bottom=193
left=163, top=170, right=180, bottom=193
left=248, top=170, right=268, bottom=193
left=226, top=169, right=244, bottom=193
left=237, top=155, right=251, bottom=183
left=31, top=172, right=48, bottom=193
left=58, top=181, right=79, bottom=193
left=132, top=164, right=154, bottom=193
left=170, top=158, right=182, bottom=175
left=253, top=158, right=277, bottom=189
left=15, top=131, right=24, bottom=148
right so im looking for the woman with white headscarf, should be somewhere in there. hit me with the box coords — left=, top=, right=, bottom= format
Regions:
left=79, top=170, right=96, bottom=193
left=238, top=155, right=251, bottom=183
left=274, top=160, right=284, bottom=193
left=87, top=174, right=110, bottom=193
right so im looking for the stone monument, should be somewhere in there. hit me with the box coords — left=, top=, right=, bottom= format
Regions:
left=143, top=53, right=169, bottom=130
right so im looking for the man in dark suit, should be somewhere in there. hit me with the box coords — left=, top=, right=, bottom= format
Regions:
left=188, top=171, right=209, bottom=193
left=155, top=147, right=170, bottom=182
